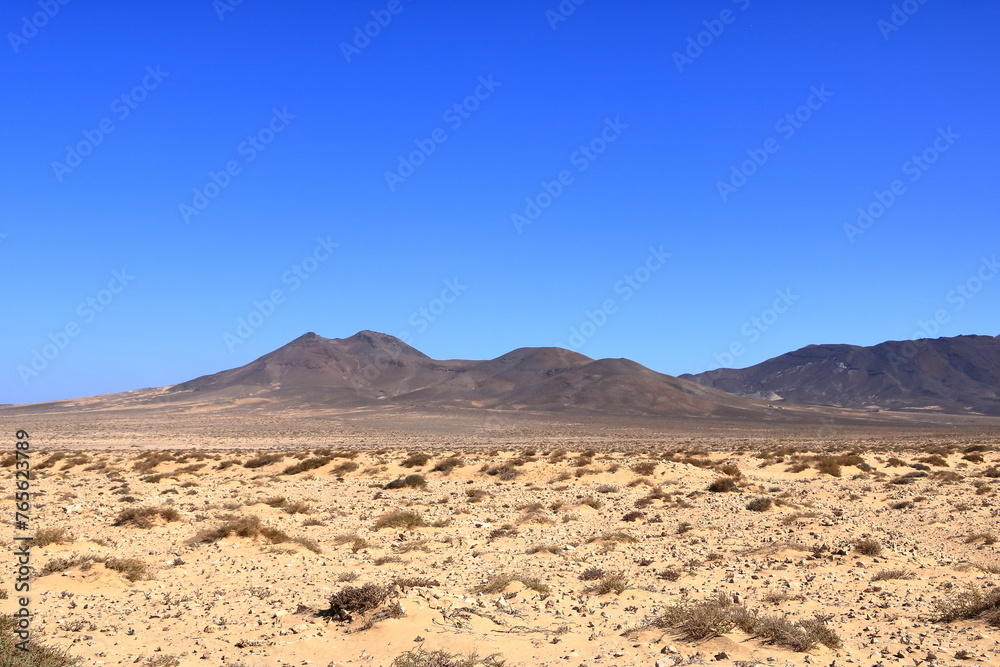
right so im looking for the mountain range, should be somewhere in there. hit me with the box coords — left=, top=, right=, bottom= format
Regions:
left=10, top=331, right=1000, bottom=419
left=682, top=334, right=1000, bottom=416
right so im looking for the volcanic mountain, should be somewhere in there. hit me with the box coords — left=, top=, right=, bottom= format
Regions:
left=682, top=334, right=1000, bottom=416
left=163, top=331, right=764, bottom=417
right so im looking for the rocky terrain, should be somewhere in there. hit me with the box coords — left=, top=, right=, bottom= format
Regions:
left=3, top=434, right=999, bottom=667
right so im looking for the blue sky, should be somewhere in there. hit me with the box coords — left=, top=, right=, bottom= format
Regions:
left=3, top=0, right=998, bottom=404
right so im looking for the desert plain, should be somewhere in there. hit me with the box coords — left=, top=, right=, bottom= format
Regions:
left=2, top=408, right=999, bottom=667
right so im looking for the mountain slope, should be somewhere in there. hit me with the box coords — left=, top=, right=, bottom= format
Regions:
left=682, top=335, right=1000, bottom=415
left=165, top=331, right=764, bottom=417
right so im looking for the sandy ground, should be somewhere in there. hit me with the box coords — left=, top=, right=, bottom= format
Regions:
left=2, top=430, right=999, bottom=667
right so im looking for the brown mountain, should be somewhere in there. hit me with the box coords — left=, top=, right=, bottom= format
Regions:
left=681, top=334, right=1000, bottom=415
left=163, top=330, right=764, bottom=417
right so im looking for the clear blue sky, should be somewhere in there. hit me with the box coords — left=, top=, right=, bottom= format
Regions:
left=3, top=0, right=998, bottom=404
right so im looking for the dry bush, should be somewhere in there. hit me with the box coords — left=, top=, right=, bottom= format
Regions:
left=871, top=568, right=914, bottom=581
left=708, top=477, right=738, bottom=493
left=243, top=453, right=283, bottom=469
left=854, top=538, right=883, bottom=557
left=385, top=474, right=427, bottom=489
left=188, top=515, right=289, bottom=546
left=113, top=506, right=180, bottom=529
left=283, top=456, right=332, bottom=475
left=320, top=583, right=390, bottom=621
left=746, top=497, right=773, bottom=512
left=465, top=488, right=490, bottom=502
left=394, top=577, right=440, bottom=589
left=718, top=463, right=742, bottom=477
left=391, top=648, right=506, bottom=667
left=263, top=496, right=287, bottom=508
left=483, top=465, right=521, bottom=480
left=516, top=511, right=554, bottom=525
left=622, top=510, right=645, bottom=522
left=588, top=571, right=628, bottom=595
left=488, top=525, right=519, bottom=540
left=283, top=501, right=312, bottom=515
left=579, top=567, right=606, bottom=581
left=965, top=532, right=998, bottom=545
left=432, top=456, right=464, bottom=473
left=474, top=574, right=549, bottom=595
left=654, top=593, right=841, bottom=651
left=31, top=527, right=71, bottom=547
left=41, top=554, right=151, bottom=582
left=373, top=510, right=427, bottom=530
left=0, top=616, right=82, bottom=666
left=933, top=585, right=1000, bottom=625
left=658, top=569, right=681, bottom=582
left=631, top=461, right=658, bottom=475
left=525, top=543, right=563, bottom=555
left=401, top=452, right=432, bottom=468
left=579, top=496, right=603, bottom=509
left=588, top=531, right=638, bottom=544
left=332, top=461, right=360, bottom=474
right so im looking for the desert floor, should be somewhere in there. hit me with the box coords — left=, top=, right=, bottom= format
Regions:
left=3, top=428, right=999, bottom=667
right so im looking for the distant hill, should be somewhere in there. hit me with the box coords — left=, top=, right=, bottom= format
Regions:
left=164, top=330, right=765, bottom=418
left=682, top=335, right=1000, bottom=415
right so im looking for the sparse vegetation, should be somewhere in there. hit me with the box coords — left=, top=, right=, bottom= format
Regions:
left=373, top=510, right=427, bottom=530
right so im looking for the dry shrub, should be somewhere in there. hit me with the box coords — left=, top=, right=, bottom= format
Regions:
left=31, top=527, right=70, bottom=547
left=631, top=461, right=658, bottom=475
left=871, top=568, right=913, bottom=581
left=113, top=506, right=180, bottom=529
left=333, top=460, right=360, bottom=474
left=321, top=583, right=390, bottom=621
left=588, top=571, right=628, bottom=595
left=654, top=593, right=841, bottom=651
left=391, top=648, right=506, bottom=667
left=188, top=515, right=289, bottom=545
left=385, top=474, right=427, bottom=489
left=525, top=543, right=563, bottom=555
left=283, top=456, right=332, bottom=475
left=746, top=497, right=773, bottom=512
left=243, top=453, right=283, bottom=469
left=854, top=538, right=883, bottom=557
left=474, top=574, right=549, bottom=595
left=41, top=554, right=151, bottom=582
left=373, top=510, right=427, bottom=530
left=708, top=477, right=738, bottom=493
left=432, top=457, right=464, bottom=473
left=401, top=452, right=432, bottom=468
left=933, top=585, right=1000, bottom=625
